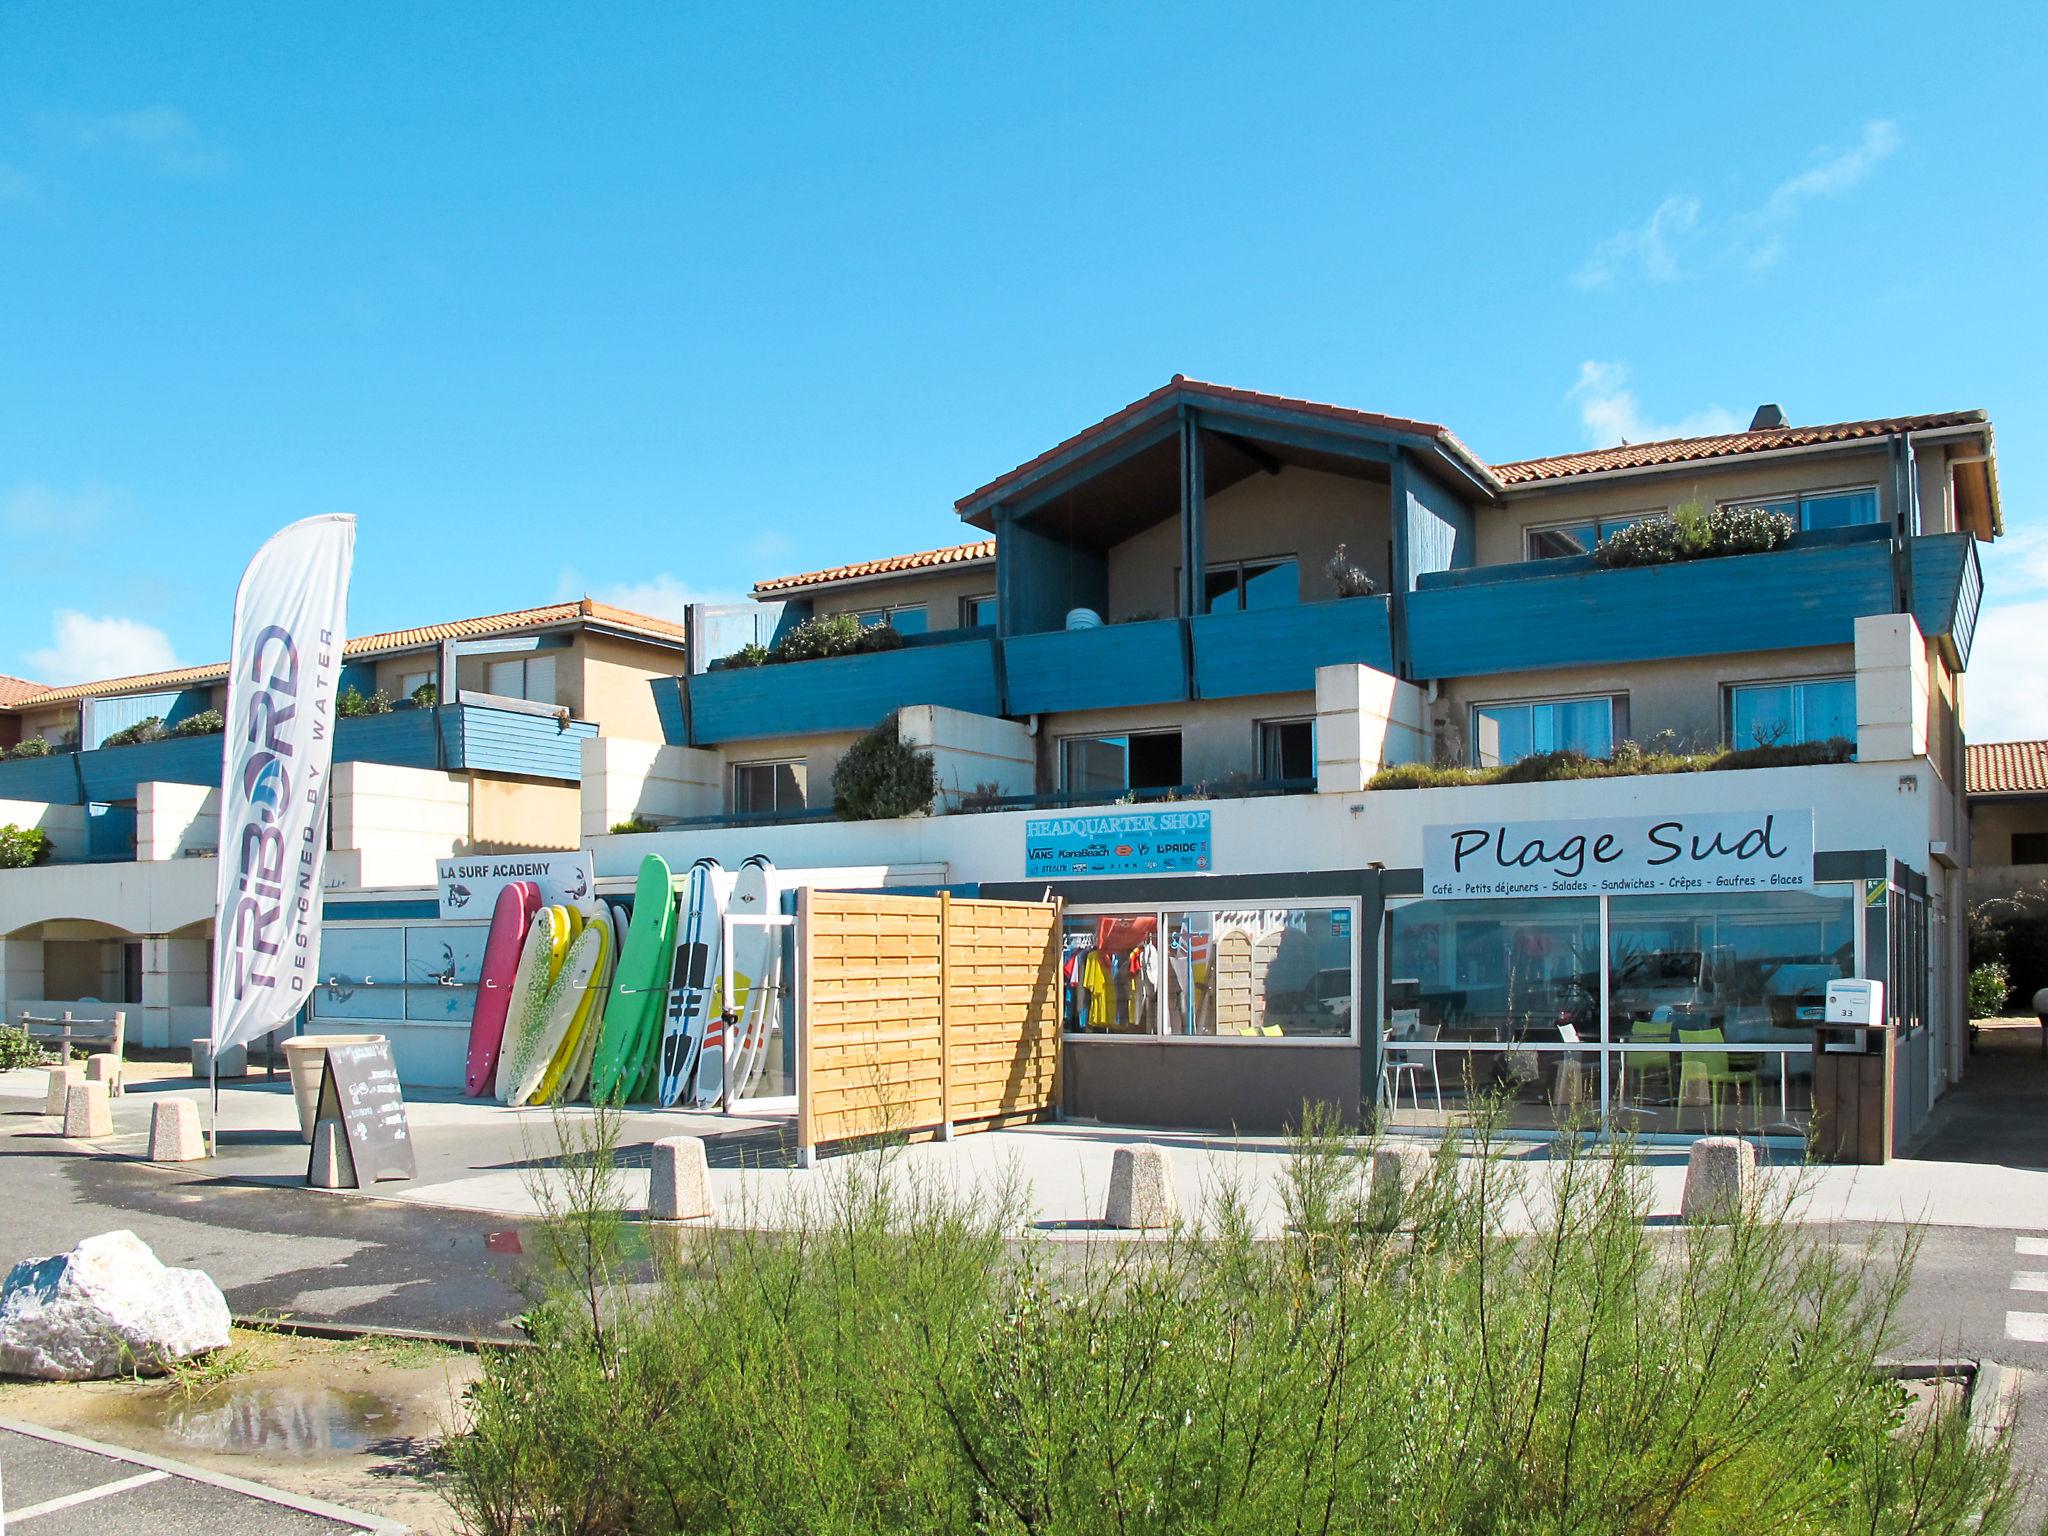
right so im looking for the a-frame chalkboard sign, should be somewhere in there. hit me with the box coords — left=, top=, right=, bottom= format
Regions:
left=306, top=1039, right=416, bottom=1186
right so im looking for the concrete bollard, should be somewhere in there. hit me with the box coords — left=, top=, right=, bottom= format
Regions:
left=191, top=1038, right=248, bottom=1079
left=308, top=1119, right=355, bottom=1189
left=1366, top=1143, right=1434, bottom=1230
left=147, top=1098, right=206, bottom=1162
left=1104, top=1143, right=1178, bottom=1230
left=86, top=1052, right=123, bottom=1097
left=43, top=1063, right=83, bottom=1116
left=649, top=1136, right=714, bottom=1222
left=1681, top=1135, right=1757, bottom=1223
left=62, top=1081, right=113, bottom=1141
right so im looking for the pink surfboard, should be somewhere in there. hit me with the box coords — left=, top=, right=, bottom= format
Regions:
left=464, top=880, right=541, bottom=1096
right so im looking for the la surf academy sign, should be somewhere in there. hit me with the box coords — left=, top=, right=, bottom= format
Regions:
left=1422, top=809, right=1814, bottom=899
left=436, top=851, right=594, bottom=919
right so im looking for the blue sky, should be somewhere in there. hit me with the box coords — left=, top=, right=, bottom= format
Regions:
left=1, top=3, right=2042, bottom=735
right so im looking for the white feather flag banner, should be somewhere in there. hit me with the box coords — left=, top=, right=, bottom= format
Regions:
left=210, top=514, right=357, bottom=1053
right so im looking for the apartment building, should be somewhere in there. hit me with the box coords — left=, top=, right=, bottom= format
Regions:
left=1966, top=740, right=2048, bottom=904
left=586, top=377, right=1996, bottom=1149
left=0, top=598, right=685, bottom=1048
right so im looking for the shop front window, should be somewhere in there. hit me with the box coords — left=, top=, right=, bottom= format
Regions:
left=1063, top=903, right=1356, bottom=1042
left=1382, top=886, right=1854, bottom=1137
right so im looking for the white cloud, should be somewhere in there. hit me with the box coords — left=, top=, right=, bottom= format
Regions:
left=1567, top=361, right=1743, bottom=447
left=4, top=481, right=125, bottom=534
left=1966, top=528, right=2048, bottom=742
left=45, top=106, right=232, bottom=178
left=1572, top=194, right=1700, bottom=289
left=554, top=568, right=746, bottom=622
left=1572, top=120, right=1900, bottom=286
left=24, top=611, right=181, bottom=685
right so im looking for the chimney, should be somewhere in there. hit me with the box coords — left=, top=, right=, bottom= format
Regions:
left=1748, top=403, right=1787, bottom=431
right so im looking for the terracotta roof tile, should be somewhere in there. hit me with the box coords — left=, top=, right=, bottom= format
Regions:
left=1968, top=740, right=2048, bottom=797
left=1493, top=411, right=1986, bottom=485
left=754, top=540, right=995, bottom=596
left=8, top=599, right=687, bottom=708
left=0, top=674, right=49, bottom=707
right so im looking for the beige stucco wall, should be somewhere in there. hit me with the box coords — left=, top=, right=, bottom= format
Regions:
left=1432, top=645, right=1856, bottom=761
left=1972, top=798, right=2048, bottom=866
left=571, top=632, right=683, bottom=742
left=1480, top=448, right=1897, bottom=566
left=1105, top=466, right=1393, bottom=621
left=804, top=562, right=998, bottom=634
left=371, top=649, right=441, bottom=702
left=718, top=730, right=864, bottom=814
left=469, top=775, right=580, bottom=851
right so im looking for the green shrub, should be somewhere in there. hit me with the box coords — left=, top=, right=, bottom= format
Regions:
left=336, top=685, right=393, bottom=718
left=609, top=815, right=657, bottom=835
left=1324, top=542, right=1378, bottom=597
left=1971, top=882, right=2048, bottom=1011
left=410, top=681, right=438, bottom=708
left=953, top=781, right=1010, bottom=814
left=771, top=613, right=869, bottom=664
left=443, top=1109, right=2023, bottom=1534
left=101, top=715, right=166, bottom=748
left=830, top=714, right=937, bottom=821
left=1595, top=497, right=1796, bottom=568
left=0, top=823, right=51, bottom=869
left=1369, top=736, right=1854, bottom=791
left=716, top=642, right=771, bottom=670
left=8, top=736, right=50, bottom=759
left=1969, top=961, right=2012, bottom=1019
left=0, top=1023, right=43, bottom=1070
left=169, top=709, right=224, bottom=737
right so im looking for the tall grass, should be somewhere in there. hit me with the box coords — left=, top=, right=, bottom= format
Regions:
left=444, top=1110, right=2026, bottom=1534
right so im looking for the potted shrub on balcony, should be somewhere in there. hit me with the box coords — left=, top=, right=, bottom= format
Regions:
left=1594, top=498, right=1796, bottom=569
left=1325, top=544, right=1378, bottom=597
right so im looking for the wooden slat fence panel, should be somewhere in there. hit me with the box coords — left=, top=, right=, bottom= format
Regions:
left=796, top=890, right=1059, bottom=1157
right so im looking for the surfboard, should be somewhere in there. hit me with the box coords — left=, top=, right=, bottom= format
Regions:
left=556, top=903, right=616, bottom=1103
left=658, top=858, right=723, bottom=1107
left=531, top=902, right=613, bottom=1105
left=463, top=880, right=539, bottom=1097
left=496, top=905, right=568, bottom=1102
left=699, top=856, right=769, bottom=1106
left=591, top=856, right=676, bottom=1105
left=510, top=916, right=608, bottom=1107
left=730, top=858, right=785, bottom=1099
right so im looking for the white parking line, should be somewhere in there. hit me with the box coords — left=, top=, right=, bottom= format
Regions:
left=2013, top=1272, right=2048, bottom=1293
left=4, top=1468, right=168, bottom=1523
left=2006, top=1311, right=2048, bottom=1344
left=2016, top=1237, right=2048, bottom=1257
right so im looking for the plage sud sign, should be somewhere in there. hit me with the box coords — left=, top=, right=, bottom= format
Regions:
left=1421, top=809, right=1815, bottom=899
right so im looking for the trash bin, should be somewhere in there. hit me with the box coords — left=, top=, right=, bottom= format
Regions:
left=282, top=1034, right=387, bottom=1143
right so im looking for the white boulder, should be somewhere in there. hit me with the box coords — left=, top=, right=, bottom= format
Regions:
left=0, top=1230, right=230, bottom=1380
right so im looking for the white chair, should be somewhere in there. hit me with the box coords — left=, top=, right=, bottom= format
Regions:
left=1381, top=1023, right=1443, bottom=1113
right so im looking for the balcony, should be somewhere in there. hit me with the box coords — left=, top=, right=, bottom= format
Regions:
left=1907, top=531, right=1983, bottom=669
left=686, top=636, right=1002, bottom=745
left=1190, top=596, right=1393, bottom=700
left=0, top=701, right=596, bottom=807
left=1406, top=528, right=1899, bottom=679
left=1002, top=618, right=1188, bottom=716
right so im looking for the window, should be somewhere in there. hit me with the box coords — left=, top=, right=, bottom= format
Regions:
left=1471, top=696, right=1618, bottom=767
left=1727, top=486, right=1880, bottom=532
left=1202, top=557, right=1298, bottom=613
left=2014, top=831, right=2048, bottom=865
left=399, top=669, right=437, bottom=700
left=486, top=655, right=557, bottom=705
left=1059, top=732, right=1183, bottom=794
left=1063, top=903, right=1356, bottom=1041
left=960, top=594, right=997, bottom=629
left=1257, top=718, right=1315, bottom=782
left=852, top=603, right=928, bottom=635
left=1525, top=513, right=1654, bottom=561
left=733, top=760, right=807, bottom=816
left=1728, top=677, right=1855, bottom=750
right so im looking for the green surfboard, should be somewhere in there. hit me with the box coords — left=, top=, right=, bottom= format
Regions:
left=590, top=854, right=677, bottom=1104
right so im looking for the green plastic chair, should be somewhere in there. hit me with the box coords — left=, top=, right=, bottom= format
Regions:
left=1677, top=1026, right=1758, bottom=1132
left=1621, top=1013, right=1675, bottom=1109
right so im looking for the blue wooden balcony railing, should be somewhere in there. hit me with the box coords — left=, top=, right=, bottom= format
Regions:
left=1189, top=597, right=1393, bottom=700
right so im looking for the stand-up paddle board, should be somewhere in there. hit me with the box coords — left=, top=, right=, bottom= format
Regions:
left=555, top=903, right=616, bottom=1103
left=658, top=858, right=722, bottom=1107
left=464, top=880, right=539, bottom=1097
left=512, top=915, right=609, bottom=1107
left=728, top=857, right=784, bottom=1099
left=591, top=855, right=675, bottom=1105
left=496, top=905, right=568, bottom=1102
left=694, top=856, right=771, bottom=1107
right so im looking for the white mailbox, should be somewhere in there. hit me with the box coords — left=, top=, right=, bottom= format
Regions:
left=1824, top=978, right=1885, bottom=1027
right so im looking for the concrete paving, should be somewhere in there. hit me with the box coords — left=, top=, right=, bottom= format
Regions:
left=0, top=1417, right=400, bottom=1533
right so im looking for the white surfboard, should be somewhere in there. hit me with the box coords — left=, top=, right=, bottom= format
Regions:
left=690, top=856, right=771, bottom=1107
left=657, top=858, right=724, bottom=1107
left=496, top=906, right=565, bottom=1102
left=560, top=903, right=616, bottom=1102
left=727, top=856, right=783, bottom=1099
left=509, top=920, right=606, bottom=1108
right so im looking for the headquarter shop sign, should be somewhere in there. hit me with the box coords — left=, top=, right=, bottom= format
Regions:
left=1422, top=809, right=1814, bottom=899
left=1026, top=809, right=1212, bottom=878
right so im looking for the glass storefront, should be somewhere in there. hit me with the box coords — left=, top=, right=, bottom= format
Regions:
left=1382, top=885, right=1858, bottom=1138
left=1063, top=903, right=1356, bottom=1042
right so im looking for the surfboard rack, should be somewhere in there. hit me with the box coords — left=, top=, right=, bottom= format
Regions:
left=721, top=912, right=794, bottom=1113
